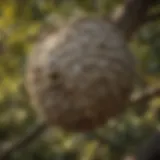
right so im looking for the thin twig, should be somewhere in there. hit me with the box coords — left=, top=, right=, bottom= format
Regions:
left=0, top=122, right=47, bottom=160
left=131, top=87, right=160, bottom=106
left=1, top=87, right=160, bottom=159
left=0, top=0, right=159, bottom=159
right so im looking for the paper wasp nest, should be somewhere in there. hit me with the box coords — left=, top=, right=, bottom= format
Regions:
left=25, top=17, right=136, bottom=132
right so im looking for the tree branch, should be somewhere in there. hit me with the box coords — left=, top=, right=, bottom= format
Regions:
left=113, top=0, right=155, bottom=39
left=0, top=86, right=160, bottom=159
left=0, top=122, right=47, bottom=160
left=131, top=87, right=160, bottom=106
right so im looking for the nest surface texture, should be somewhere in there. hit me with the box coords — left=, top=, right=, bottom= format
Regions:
left=25, top=17, right=136, bottom=132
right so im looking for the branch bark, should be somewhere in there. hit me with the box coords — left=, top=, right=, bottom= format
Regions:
left=0, top=123, right=47, bottom=160
left=1, top=86, right=160, bottom=159
left=131, top=87, right=160, bottom=106
left=113, top=0, right=156, bottom=39
left=1, top=0, right=160, bottom=159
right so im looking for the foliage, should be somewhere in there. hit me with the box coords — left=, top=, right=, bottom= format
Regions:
left=0, top=0, right=160, bottom=159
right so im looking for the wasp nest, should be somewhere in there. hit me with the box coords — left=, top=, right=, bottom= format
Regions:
left=25, top=17, right=136, bottom=132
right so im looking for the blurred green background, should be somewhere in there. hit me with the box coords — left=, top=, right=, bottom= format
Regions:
left=0, top=0, right=160, bottom=159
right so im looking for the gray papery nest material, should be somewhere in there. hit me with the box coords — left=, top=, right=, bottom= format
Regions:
left=25, top=17, right=136, bottom=132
